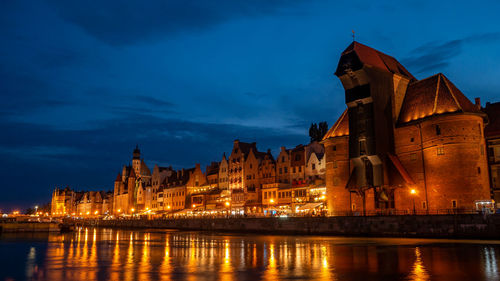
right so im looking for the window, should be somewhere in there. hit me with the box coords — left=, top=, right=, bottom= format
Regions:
left=437, top=147, right=444, bottom=155
left=333, top=161, right=338, bottom=168
left=478, top=167, right=481, bottom=174
left=435, top=125, right=441, bottom=135
left=284, top=167, right=288, bottom=173
left=452, top=200, right=457, bottom=208
left=333, top=177, right=339, bottom=186
left=410, top=153, right=417, bottom=161
left=293, top=167, right=296, bottom=173
left=299, top=166, right=302, bottom=172
left=312, top=164, right=316, bottom=170
left=279, top=168, right=282, bottom=174
left=295, top=155, right=301, bottom=161
left=282, top=156, right=285, bottom=163
left=410, top=137, right=414, bottom=142
left=250, top=164, right=252, bottom=169
left=333, top=145, right=337, bottom=151
left=422, top=201, right=427, bottom=209
left=352, top=204, right=356, bottom=211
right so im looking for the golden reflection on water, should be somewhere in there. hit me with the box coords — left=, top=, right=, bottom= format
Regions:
left=20, top=230, right=500, bottom=281
left=408, top=247, right=430, bottom=281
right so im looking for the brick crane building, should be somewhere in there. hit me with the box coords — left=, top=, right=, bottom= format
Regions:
left=323, top=42, right=491, bottom=215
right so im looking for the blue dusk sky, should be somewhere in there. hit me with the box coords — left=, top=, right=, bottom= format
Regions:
left=1, top=1, right=500, bottom=211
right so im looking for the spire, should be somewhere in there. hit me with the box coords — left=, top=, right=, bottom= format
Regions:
left=115, top=173, right=121, bottom=182
left=133, top=144, right=140, bottom=160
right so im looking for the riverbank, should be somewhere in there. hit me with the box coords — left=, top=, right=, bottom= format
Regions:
left=72, top=214, right=500, bottom=239
left=0, top=221, right=62, bottom=232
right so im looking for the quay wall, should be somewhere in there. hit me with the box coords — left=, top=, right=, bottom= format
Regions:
left=75, top=215, right=500, bottom=239
left=0, top=222, right=61, bottom=232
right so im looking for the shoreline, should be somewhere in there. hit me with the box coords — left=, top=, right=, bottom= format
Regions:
left=68, top=214, right=500, bottom=240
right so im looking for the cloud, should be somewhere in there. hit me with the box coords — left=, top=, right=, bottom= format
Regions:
left=46, top=0, right=308, bottom=46
left=0, top=112, right=307, bottom=208
left=402, top=32, right=500, bottom=75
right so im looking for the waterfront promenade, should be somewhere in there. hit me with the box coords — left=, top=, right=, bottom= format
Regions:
left=72, top=214, right=500, bottom=239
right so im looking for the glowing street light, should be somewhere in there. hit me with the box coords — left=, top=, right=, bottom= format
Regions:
left=270, top=199, right=275, bottom=204
left=225, top=201, right=230, bottom=207
left=192, top=204, right=196, bottom=208
left=410, top=188, right=417, bottom=215
left=131, top=208, right=135, bottom=213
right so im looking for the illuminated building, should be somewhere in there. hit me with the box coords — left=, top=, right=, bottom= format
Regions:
left=323, top=42, right=491, bottom=214
left=113, top=145, right=152, bottom=215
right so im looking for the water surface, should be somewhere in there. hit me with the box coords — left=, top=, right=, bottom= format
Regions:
left=1, top=228, right=499, bottom=280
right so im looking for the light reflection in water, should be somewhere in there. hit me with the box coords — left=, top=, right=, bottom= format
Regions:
left=408, top=247, right=429, bottom=281
left=11, top=229, right=500, bottom=281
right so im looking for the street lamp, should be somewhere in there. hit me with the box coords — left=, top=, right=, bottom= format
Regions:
left=410, top=189, right=417, bottom=215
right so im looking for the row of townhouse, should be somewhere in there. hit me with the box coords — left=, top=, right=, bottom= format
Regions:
left=51, top=187, right=113, bottom=217
left=106, top=140, right=329, bottom=216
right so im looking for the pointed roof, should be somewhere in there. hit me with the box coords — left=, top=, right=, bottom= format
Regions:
left=115, top=173, right=121, bottom=182
left=398, top=73, right=483, bottom=124
left=129, top=168, right=136, bottom=178
left=140, top=159, right=151, bottom=176
left=323, top=109, right=349, bottom=140
left=336, top=41, right=415, bottom=80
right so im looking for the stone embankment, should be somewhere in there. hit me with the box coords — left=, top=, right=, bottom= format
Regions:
left=74, top=214, right=500, bottom=239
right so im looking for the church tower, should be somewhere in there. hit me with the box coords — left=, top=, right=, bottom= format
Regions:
left=132, top=145, right=141, bottom=176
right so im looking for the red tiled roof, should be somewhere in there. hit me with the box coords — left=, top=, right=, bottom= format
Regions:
left=338, top=42, right=415, bottom=80
left=322, top=109, right=349, bottom=140
left=398, top=73, right=482, bottom=124
left=484, top=102, right=500, bottom=138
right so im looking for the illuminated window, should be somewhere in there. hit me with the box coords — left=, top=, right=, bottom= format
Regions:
left=352, top=204, right=356, bottom=211
left=437, top=147, right=444, bottom=155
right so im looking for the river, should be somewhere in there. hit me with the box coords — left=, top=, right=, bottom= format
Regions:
left=1, top=228, right=499, bottom=280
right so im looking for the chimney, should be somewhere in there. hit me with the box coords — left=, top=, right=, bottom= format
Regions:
left=475, top=97, right=481, bottom=109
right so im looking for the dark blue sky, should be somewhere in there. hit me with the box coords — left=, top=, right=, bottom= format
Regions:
left=1, top=0, right=500, bottom=211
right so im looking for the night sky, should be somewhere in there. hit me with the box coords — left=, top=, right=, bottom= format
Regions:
left=2, top=1, right=500, bottom=211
